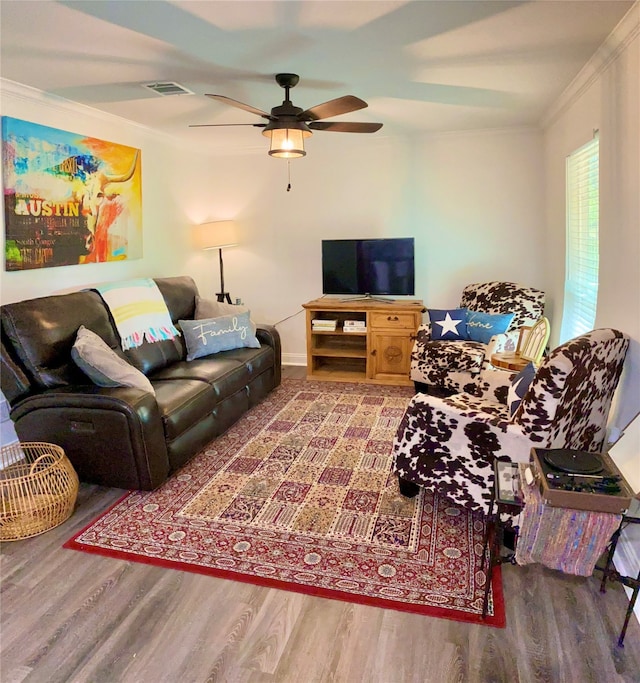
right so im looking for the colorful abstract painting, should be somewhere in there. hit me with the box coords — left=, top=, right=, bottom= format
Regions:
left=2, top=117, right=142, bottom=270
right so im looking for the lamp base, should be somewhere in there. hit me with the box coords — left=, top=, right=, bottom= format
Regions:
left=216, top=292, right=232, bottom=304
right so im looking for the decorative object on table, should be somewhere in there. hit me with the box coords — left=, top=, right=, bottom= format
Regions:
left=192, top=220, right=238, bottom=304
left=529, top=447, right=633, bottom=514
left=65, top=379, right=505, bottom=627
left=94, top=278, right=180, bottom=351
left=2, top=117, right=142, bottom=270
left=491, top=316, right=550, bottom=372
left=393, top=328, right=629, bottom=517
left=189, top=73, right=383, bottom=159
left=411, top=281, right=545, bottom=395
left=1, top=442, right=79, bottom=541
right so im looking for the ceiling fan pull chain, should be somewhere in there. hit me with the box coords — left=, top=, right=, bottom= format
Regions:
left=287, top=160, right=292, bottom=192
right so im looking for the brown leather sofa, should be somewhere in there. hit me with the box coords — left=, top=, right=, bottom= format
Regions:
left=0, top=276, right=281, bottom=490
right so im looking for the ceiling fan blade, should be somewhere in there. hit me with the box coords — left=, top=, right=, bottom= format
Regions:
left=300, top=96, right=367, bottom=121
left=189, top=123, right=267, bottom=128
left=308, top=121, right=383, bottom=133
left=205, top=94, right=272, bottom=119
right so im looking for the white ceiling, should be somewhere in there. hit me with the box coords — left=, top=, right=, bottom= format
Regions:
left=0, top=0, right=634, bottom=151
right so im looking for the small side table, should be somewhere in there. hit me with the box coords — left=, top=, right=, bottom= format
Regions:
left=595, top=497, right=640, bottom=647
left=482, top=458, right=524, bottom=618
left=490, top=352, right=529, bottom=372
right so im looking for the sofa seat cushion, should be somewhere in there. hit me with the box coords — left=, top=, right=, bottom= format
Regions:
left=151, top=355, right=251, bottom=401
left=153, top=378, right=218, bottom=441
left=219, top=346, right=275, bottom=379
left=422, top=340, right=486, bottom=372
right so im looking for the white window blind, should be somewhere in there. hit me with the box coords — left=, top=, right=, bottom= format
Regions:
left=560, top=133, right=599, bottom=343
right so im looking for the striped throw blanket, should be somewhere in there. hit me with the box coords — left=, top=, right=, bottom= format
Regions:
left=95, top=278, right=180, bottom=351
left=515, top=465, right=621, bottom=576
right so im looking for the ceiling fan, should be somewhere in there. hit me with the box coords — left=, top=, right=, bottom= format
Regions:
left=190, top=73, right=383, bottom=158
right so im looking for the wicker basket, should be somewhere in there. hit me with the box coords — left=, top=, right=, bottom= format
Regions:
left=0, top=442, right=79, bottom=541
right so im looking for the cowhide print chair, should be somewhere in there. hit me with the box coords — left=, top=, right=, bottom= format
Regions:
left=410, top=281, right=545, bottom=396
left=394, top=328, right=629, bottom=515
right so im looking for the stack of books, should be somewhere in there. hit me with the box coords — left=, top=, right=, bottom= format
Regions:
left=343, top=320, right=367, bottom=333
left=312, top=318, right=337, bottom=332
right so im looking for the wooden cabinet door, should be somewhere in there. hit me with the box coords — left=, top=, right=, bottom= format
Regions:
left=370, top=330, right=414, bottom=383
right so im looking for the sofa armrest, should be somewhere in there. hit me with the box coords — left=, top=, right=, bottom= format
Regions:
left=1, top=338, right=32, bottom=404
left=256, top=323, right=281, bottom=386
left=9, top=385, right=170, bottom=490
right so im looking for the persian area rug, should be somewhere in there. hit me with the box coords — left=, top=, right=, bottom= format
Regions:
left=65, top=379, right=505, bottom=627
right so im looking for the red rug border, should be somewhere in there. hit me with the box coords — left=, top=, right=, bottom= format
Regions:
left=64, top=495, right=505, bottom=628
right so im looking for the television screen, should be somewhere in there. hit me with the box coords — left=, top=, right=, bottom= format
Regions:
left=321, top=238, right=415, bottom=296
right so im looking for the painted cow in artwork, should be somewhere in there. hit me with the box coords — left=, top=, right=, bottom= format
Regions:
left=47, top=150, right=140, bottom=262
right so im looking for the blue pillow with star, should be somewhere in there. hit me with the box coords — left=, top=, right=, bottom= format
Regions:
left=428, top=308, right=469, bottom=341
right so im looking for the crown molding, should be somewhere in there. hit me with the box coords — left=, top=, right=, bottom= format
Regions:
left=540, top=2, right=639, bottom=129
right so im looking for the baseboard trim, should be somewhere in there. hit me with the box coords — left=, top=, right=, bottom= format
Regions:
left=282, top=353, right=307, bottom=367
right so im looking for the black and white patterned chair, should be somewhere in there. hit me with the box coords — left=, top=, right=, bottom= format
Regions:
left=411, top=281, right=545, bottom=396
left=394, top=328, right=629, bottom=515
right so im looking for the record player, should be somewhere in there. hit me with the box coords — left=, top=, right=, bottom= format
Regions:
left=529, top=447, right=633, bottom=514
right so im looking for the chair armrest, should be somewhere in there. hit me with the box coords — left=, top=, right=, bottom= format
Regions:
left=256, top=323, right=281, bottom=386
left=10, top=385, right=170, bottom=490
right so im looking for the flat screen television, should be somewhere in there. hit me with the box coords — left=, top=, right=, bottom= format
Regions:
left=321, top=238, right=415, bottom=298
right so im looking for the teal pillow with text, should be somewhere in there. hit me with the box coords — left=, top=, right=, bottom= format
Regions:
left=466, top=310, right=514, bottom=345
left=179, top=311, right=260, bottom=361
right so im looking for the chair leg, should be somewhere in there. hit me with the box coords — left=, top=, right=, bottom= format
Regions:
left=398, top=476, right=421, bottom=498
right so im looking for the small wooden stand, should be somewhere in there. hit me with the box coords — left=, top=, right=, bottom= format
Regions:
left=302, top=297, right=424, bottom=386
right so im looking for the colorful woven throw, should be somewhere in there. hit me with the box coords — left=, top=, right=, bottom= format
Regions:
left=95, top=278, right=180, bottom=351
left=515, top=468, right=621, bottom=576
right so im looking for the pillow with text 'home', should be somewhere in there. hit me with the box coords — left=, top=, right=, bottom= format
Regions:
left=428, top=308, right=469, bottom=341
left=466, top=311, right=515, bottom=345
left=508, top=362, right=536, bottom=419
left=71, top=325, right=155, bottom=395
left=179, top=311, right=261, bottom=361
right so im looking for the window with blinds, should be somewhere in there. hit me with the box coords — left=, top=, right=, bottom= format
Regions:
left=560, top=133, right=599, bottom=343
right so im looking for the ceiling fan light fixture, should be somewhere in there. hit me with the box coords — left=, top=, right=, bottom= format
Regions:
left=263, top=118, right=311, bottom=159
left=267, top=128, right=307, bottom=158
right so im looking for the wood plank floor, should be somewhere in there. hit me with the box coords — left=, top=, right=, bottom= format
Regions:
left=2, top=366, right=639, bottom=683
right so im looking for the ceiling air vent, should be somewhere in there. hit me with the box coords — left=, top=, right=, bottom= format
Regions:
left=142, top=82, right=194, bottom=96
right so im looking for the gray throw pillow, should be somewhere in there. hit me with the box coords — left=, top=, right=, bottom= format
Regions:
left=195, top=296, right=249, bottom=320
left=71, top=325, right=155, bottom=395
left=180, top=311, right=261, bottom=361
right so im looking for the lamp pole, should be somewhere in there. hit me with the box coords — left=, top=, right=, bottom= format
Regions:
left=216, top=248, right=232, bottom=304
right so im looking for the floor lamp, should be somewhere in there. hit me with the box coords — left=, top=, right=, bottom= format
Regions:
left=193, top=220, right=238, bottom=304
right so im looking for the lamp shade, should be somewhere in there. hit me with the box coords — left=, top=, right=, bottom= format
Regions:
left=192, top=220, right=238, bottom=250
left=267, top=128, right=307, bottom=158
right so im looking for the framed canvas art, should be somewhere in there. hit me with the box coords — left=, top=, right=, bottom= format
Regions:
left=2, top=117, right=142, bottom=270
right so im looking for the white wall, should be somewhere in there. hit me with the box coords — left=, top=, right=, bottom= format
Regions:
left=15, top=99, right=542, bottom=366
left=542, top=5, right=640, bottom=475
left=542, top=5, right=639, bottom=596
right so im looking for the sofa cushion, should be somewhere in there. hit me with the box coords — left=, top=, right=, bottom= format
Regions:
left=423, top=340, right=486, bottom=372
left=71, top=325, right=155, bottom=395
left=428, top=308, right=468, bottom=341
left=180, top=312, right=260, bottom=361
left=1, top=290, right=119, bottom=389
left=153, top=378, right=218, bottom=441
left=195, top=296, right=249, bottom=319
left=466, top=311, right=514, bottom=344
left=508, top=362, right=536, bottom=419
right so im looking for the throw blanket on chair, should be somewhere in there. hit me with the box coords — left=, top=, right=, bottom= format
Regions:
left=95, top=278, right=180, bottom=351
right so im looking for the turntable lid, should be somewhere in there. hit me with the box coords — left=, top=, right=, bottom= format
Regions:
left=542, top=449, right=604, bottom=474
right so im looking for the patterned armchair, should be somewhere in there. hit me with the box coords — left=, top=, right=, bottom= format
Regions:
left=393, top=328, right=629, bottom=515
left=411, top=281, right=545, bottom=395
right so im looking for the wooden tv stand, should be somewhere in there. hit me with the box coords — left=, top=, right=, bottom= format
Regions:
left=302, top=297, right=425, bottom=386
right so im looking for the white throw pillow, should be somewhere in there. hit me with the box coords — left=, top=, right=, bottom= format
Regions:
left=71, top=325, right=155, bottom=395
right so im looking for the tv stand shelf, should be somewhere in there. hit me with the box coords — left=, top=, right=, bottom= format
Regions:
left=302, top=297, right=425, bottom=386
